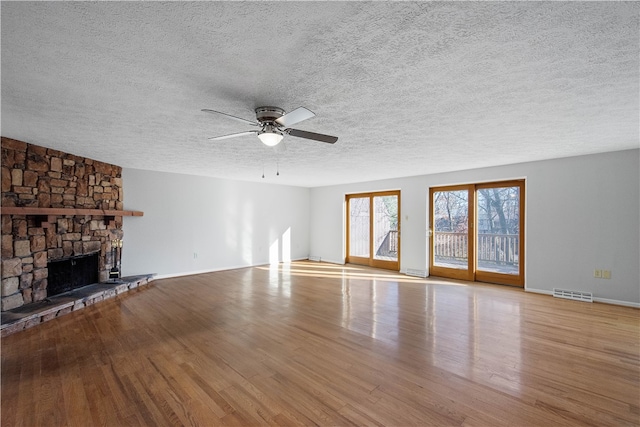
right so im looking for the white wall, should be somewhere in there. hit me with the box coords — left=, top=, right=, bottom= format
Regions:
left=121, top=169, right=309, bottom=278
left=310, top=149, right=640, bottom=306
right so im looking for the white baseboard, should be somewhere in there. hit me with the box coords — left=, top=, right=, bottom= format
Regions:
left=401, top=268, right=428, bottom=278
left=154, top=265, right=250, bottom=280
left=526, top=287, right=640, bottom=308
left=525, top=287, right=553, bottom=296
left=153, top=258, right=309, bottom=280
left=592, top=297, right=640, bottom=308
left=303, top=258, right=345, bottom=265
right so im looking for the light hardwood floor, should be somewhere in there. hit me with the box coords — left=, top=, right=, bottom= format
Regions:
left=2, top=261, right=639, bottom=426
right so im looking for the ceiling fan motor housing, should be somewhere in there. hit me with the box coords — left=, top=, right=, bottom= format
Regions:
left=255, top=106, right=285, bottom=124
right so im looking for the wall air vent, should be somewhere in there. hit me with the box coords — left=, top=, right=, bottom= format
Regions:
left=308, top=256, right=321, bottom=262
left=553, top=288, right=593, bottom=303
left=405, top=269, right=427, bottom=278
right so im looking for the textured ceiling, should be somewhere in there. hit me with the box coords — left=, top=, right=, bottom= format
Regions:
left=2, top=2, right=638, bottom=187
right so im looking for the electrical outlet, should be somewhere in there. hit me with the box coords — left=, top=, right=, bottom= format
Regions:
left=602, top=270, right=611, bottom=279
left=593, top=269, right=602, bottom=278
left=193, top=252, right=198, bottom=259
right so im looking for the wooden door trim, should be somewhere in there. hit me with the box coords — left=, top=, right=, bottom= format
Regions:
left=429, top=180, right=525, bottom=287
left=346, top=191, right=400, bottom=271
left=475, top=180, right=525, bottom=287
left=429, top=185, right=474, bottom=281
left=345, top=194, right=369, bottom=265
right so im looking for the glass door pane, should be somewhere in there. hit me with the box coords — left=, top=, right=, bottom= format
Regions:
left=476, top=185, right=522, bottom=280
left=432, top=189, right=470, bottom=270
left=348, top=197, right=370, bottom=258
left=373, top=195, right=398, bottom=262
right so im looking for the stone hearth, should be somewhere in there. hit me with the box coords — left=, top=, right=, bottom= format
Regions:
left=1, top=274, right=154, bottom=337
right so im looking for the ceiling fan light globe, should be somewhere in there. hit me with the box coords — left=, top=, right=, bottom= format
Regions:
left=258, top=132, right=283, bottom=147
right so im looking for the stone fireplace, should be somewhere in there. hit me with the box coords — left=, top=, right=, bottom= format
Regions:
left=1, top=137, right=126, bottom=311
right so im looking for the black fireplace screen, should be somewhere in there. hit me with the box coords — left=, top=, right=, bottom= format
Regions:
left=47, top=253, right=99, bottom=297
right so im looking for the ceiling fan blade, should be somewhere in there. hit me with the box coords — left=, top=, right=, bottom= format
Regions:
left=275, top=107, right=315, bottom=127
left=208, top=131, right=257, bottom=141
left=202, top=109, right=258, bottom=126
left=287, top=129, right=338, bottom=144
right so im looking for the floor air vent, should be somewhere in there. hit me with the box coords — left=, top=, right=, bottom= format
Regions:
left=553, top=288, right=593, bottom=303
left=405, top=269, right=427, bottom=278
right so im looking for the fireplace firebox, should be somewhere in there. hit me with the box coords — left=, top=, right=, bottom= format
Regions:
left=47, top=253, right=100, bottom=297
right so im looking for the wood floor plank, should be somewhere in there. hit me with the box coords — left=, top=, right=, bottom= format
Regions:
left=2, top=261, right=639, bottom=426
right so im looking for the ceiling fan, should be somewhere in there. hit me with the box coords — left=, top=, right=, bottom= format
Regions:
left=202, top=106, right=338, bottom=147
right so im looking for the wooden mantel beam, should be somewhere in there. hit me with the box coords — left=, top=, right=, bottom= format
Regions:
left=0, top=207, right=143, bottom=217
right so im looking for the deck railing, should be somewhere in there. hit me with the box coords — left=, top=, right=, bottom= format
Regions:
left=375, top=229, right=398, bottom=257
left=388, top=230, right=398, bottom=253
left=434, top=232, right=519, bottom=266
